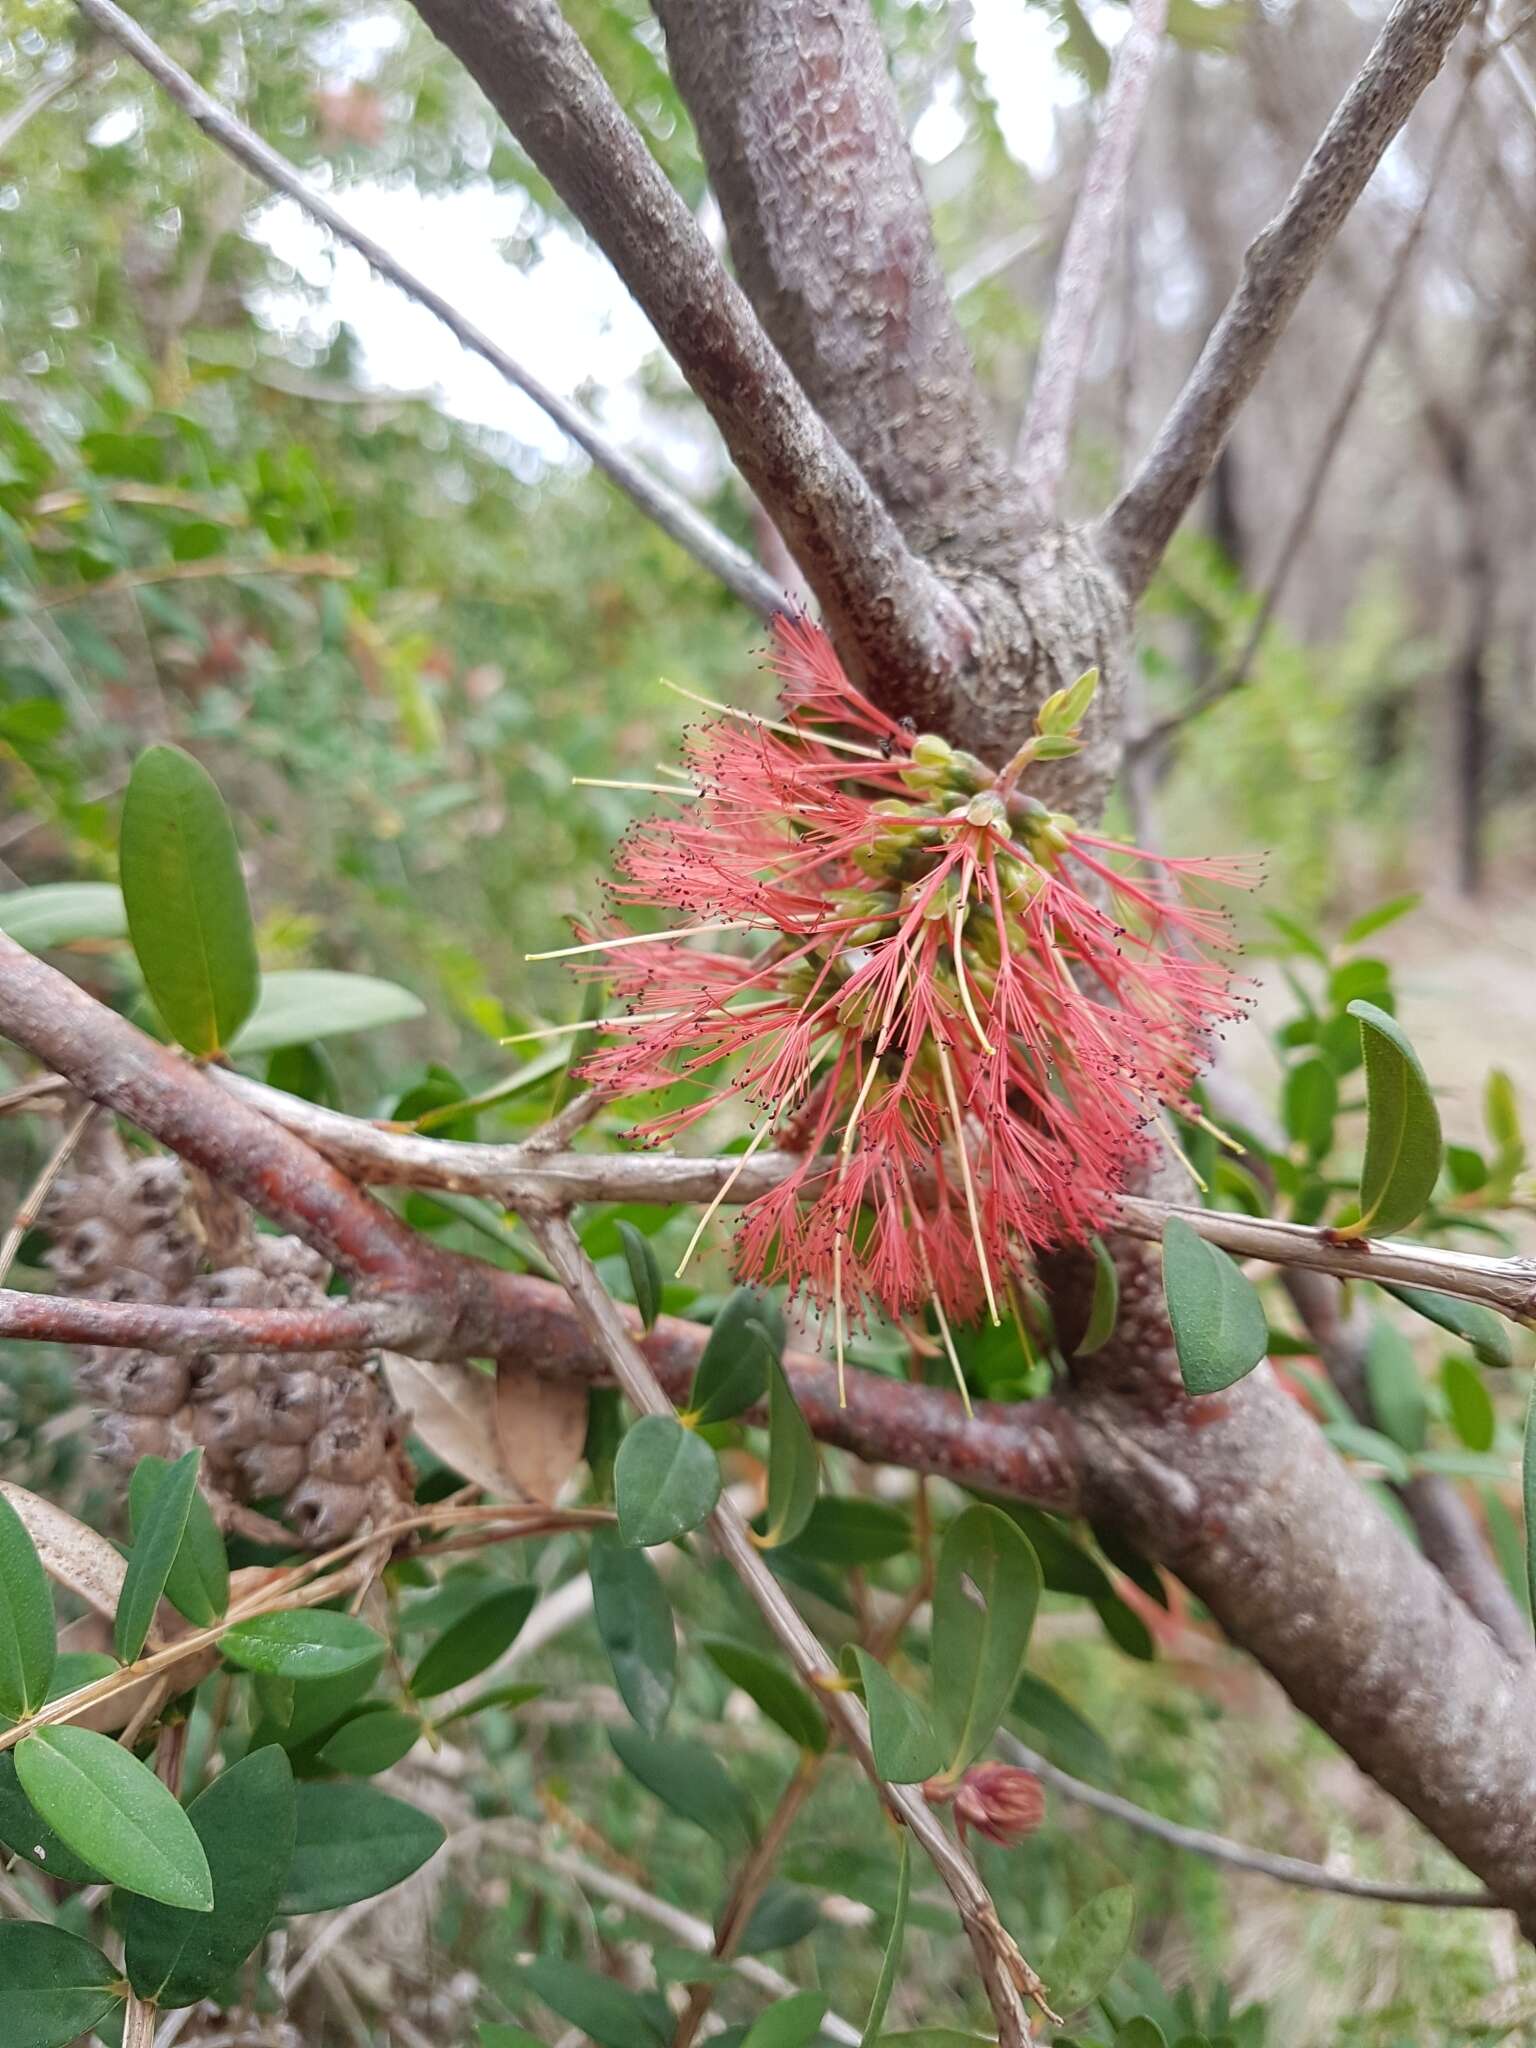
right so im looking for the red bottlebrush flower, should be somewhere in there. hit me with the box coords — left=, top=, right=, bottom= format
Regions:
left=555, top=616, right=1253, bottom=1395
left=942, top=1762, right=1047, bottom=1847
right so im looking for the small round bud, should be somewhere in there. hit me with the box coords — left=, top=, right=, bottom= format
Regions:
left=910, top=733, right=952, bottom=766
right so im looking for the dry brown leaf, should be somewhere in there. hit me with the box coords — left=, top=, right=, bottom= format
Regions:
left=382, top=1353, right=514, bottom=1497
left=494, top=1358, right=588, bottom=1505
left=2, top=1480, right=126, bottom=1621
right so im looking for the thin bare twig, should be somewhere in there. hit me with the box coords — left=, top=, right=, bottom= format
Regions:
left=0, top=57, right=89, bottom=156
left=1132, top=61, right=1479, bottom=750
left=32, top=551, right=354, bottom=610
left=998, top=1733, right=1498, bottom=1907
left=0, top=1099, right=94, bottom=1283
left=68, top=0, right=785, bottom=622
left=525, top=1211, right=1049, bottom=2047
left=1014, top=0, right=1169, bottom=517
left=1104, top=0, right=1481, bottom=597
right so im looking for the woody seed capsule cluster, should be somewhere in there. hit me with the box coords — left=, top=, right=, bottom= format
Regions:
left=44, top=1133, right=412, bottom=1546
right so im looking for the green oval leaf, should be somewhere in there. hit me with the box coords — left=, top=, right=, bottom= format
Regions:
left=616, top=1220, right=663, bottom=1332
left=1115, top=2022, right=1169, bottom=2048
left=701, top=1637, right=826, bottom=1753
left=515, top=1958, right=669, bottom=2048
left=0, top=1751, right=104, bottom=1882
left=1076, top=1235, right=1119, bottom=1355
left=762, top=1357, right=819, bottom=1549
left=279, top=1782, right=445, bottom=1913
left=116, top=1449, right=202, bottom=1663
left=1162, top=1216, right=1268, bottom=1395
left=1441, top=1354, right=1496, bottom=1453
left=0, top=882, right=128, bottom=952
left=1045, top=1884, right=1135, bottom=2014
left=0, top=1922, right=121, bottom=2048
left=742, top=1991, right=828, bottom=2048
left=1385, top=1284, right=1515, bottom=1370
left=0, top=1487, right=56, bottom=1719
left=614, top=1414, right=721, bottom=1548
left=129, top=1453, right=229, bottom=1629
left=932, top=1504, right=1041, bottom=1776
left=689, top=1287, right=774, bottom=1424
left=1282, top=1056, right=1338, bottom=1158
left=1347, top=1000, right=1443, bottom=1236
left=222, top=1608, right=386, bottom=1681
left=859, top=1832, right=910, bottom=2046
left=608, top=1725, right=755, bottom=1846
left=591, top=1527, right=676, bottom=1737
left=232, top=969, right=426, bottom=1054
left=849, top=1649, right=944, bottom=1785
left=409, top=1585, right=536, bottom=1699
left=125, top=1745, right=296, bottom=2006
left=433, top=1680, right=544, bottom=1730
left=782, top=1496, right=907, bottom=1566
left=316, top=1707, right=422, bottom=1776
left=16, top=1726, right=213, bottom=1910
left=120, top=742, right=259, bottom=1056
left=1363, top=1322, right=1428, bottom=1454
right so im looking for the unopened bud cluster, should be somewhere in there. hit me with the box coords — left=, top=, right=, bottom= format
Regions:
left=44, top=1143, right=411, bottom=1546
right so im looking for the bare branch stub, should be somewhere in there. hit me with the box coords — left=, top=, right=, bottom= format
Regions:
left=1014, top=0, right=1169, bottom=517
left=1103, top=0, right=1482, bottom=597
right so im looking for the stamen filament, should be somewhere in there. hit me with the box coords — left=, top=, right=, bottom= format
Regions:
left=525, top=920, right=758, bottom=962
left=658, top=676, right=888, bottom=760
left=930, top=1292, right=974, bottom=1418
left=935, top=1036, right=1001, bottom=1326
left=951, top=902, right=995, bottom=1056
left=572, top=776, right=702, bottom=797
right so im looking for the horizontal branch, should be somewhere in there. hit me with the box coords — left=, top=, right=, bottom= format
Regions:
left=210, top=1076, right=1536, bottom=1325
left=70, top=0, right=784, bottom=621
left=0, top=1286, right=410, bottom=1354
left=1103, top=0, right=1481, bottom=597
left=998, top=1734, right=1497, bottom=1907
left=405, top=0, right=976, bottom=715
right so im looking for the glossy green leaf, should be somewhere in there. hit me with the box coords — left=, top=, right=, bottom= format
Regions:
left=849, top=1649, right=944, bottom=1785
left=279, top=1783, right=445, bottom=1912
left=318, top=1708, right=423, bottom=1775
left=689, top=1287, right=774, bottom=1424
left=516, top=1958, right=669, bottom=2048
left=1385, top=1284, right=1515, bottom=1370
left=701, top=1636, right=826, bottom=1752
left=591, top=1527, right=676, bottom=1736
left=120, top=742, right=259, bottom=1055
left=259, top=1650, right=385, bottom=1749
left=0, top=882, right=127, bottom=952
left=1077, top=1236, right=1119, bottom=1355
left=931, top=1505, right=1041, bottom=1775
left=1441, top=1354, right=1496, bottom=1453
left=1363, top=1323, right=1428, bottom=1455
left=1322, top=1419, right=1412, bottom=1484
left=0, top=1923, right=121, bottom=2048
left=0, top=1486, right=55, bottom=1719
left=1096, top=1592, right=1156, bottom=1661
left=1010, top=1673, right=1117, bottom=1785
left=616, top=1220, right=663, bottom=1331
left=125, top=1745, right=295, bottom=2006
left=1038, top=666, right=1099, bottom=735
left=0, top=1751, right=104, bottom=1882
left=232, top=969, right=426, bottom=1053
left=609, top=1725, right=755, bottom=1845
left=1162, top=1217, right=1268, bottom=1395
left=222, top=1608, right=386, bottom=1681
left=738, top=1882, right=820, bottom=1953
left=16, top=1726, right=213, bottom=1910
left=742, top=1991, right=828, bottom=2047
left=783, top=1496, right=908, bottom=1565
left=1116, top=2022, right=1169, bottom=2048
left=409, top=1585, right=535, bottom=1699
left=479, top=2029, right=544, bottom=2048
left=116, top=1449, right=202, bottom=1663
left=1045, top=1885, right=1135, bottom=2013
left=762, top=1356, right=819, bottom=1548
left=859, top=1831, right=910, bottom=2046
left=614, top=1414, right=721, bottom=1547
left=129, top=1453, right=228, bottom=1627
left=1347, top=1000, right=1443, bottom=1236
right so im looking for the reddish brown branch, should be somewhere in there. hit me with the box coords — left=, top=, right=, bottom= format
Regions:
left=0, top=1287, right=411, bottom=1355
left=1103, top=0, right=1481, bottom=596
left=404, top=0, right=975, bottom=718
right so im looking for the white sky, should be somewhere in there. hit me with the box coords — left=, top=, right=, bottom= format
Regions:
left=241, top=0, right=1093, bottom=476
